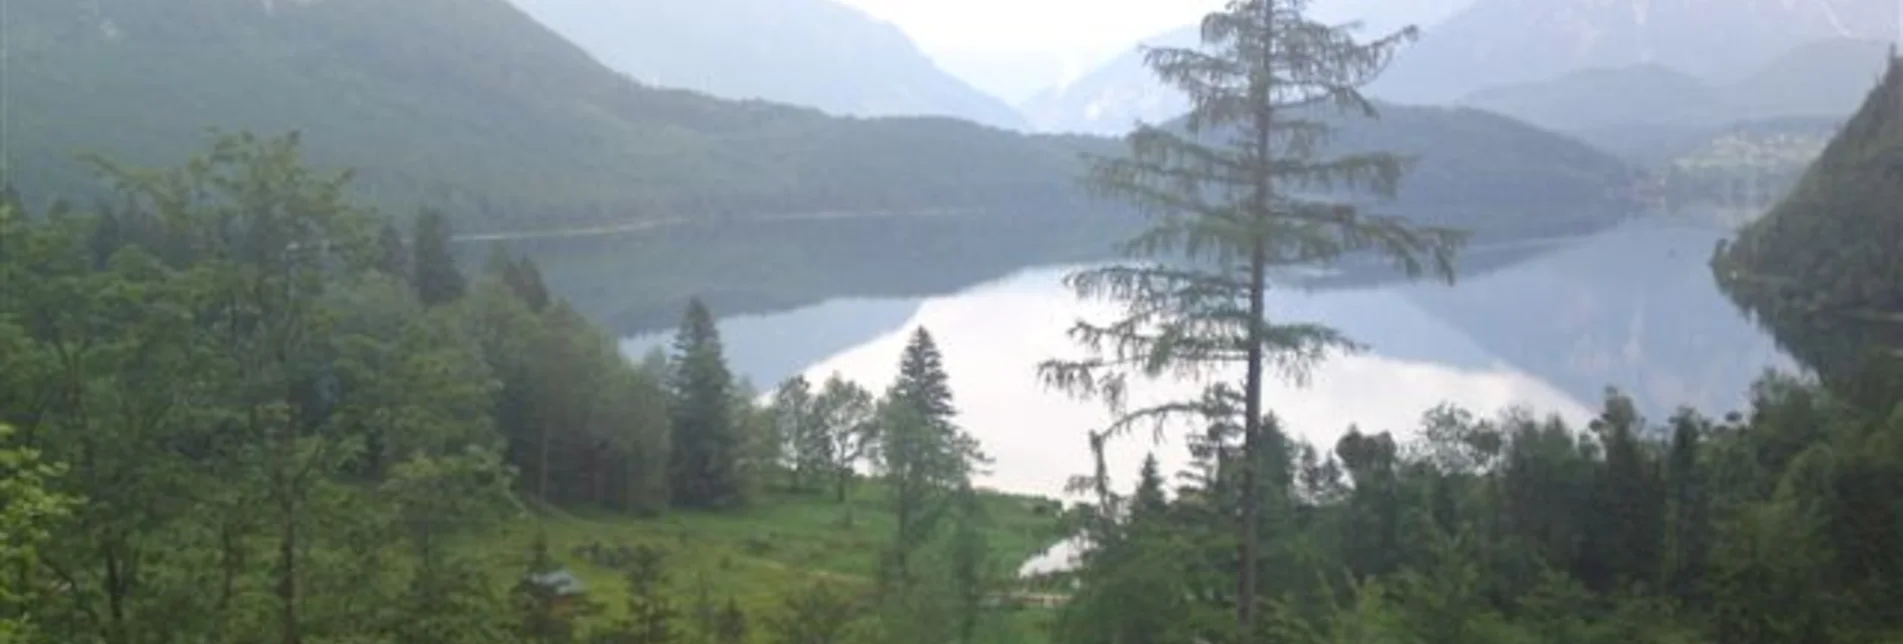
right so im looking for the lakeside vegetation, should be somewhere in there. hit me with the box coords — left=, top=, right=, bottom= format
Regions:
left=0, top=133, right=1064, bottom=643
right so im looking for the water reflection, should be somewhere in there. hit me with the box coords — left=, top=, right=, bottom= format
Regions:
left=618, top=221, right=1793, bottom=500
left=766, top=266, right=1593, bottom=498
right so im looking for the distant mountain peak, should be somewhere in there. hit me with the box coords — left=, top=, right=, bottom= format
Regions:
left=506, top=0, right=1025, bottom=129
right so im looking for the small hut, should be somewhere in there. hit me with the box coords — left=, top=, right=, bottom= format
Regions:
left=524, top=568, right=588, bottom=615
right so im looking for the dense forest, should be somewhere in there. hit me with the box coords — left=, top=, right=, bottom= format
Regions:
left=0, top=133, right=1057, bottom=643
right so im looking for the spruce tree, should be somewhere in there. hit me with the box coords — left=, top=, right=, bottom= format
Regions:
left=879, top=328, right=985, bottom=591
left=411, top=208, right=466, bottom=306
left=1037, top=1, right=1461, bottom=638
left=667, top=299, right=743, bottom=509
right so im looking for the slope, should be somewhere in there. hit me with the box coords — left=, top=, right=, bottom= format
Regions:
left=1713, top=55, right=1903, bottom=402
left=1459, top=39, right=1893, bottom=139
left=1017, top=24, right=1200, bottom=136
left=1374, top=0, right=1900, bottom=104
left=507, top=0, right=1025, bottom=130
left=1142, top=101, right=1642, bottom=241
left=0, top=0, right=1080, bottom=234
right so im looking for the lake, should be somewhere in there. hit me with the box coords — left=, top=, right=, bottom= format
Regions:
left=621, top=219, right=1796, bottom=501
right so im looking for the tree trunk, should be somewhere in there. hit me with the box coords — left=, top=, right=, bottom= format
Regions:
left=277, top=492, right=300, bottom=644
left=1238, top=4, right=1276, bottom=637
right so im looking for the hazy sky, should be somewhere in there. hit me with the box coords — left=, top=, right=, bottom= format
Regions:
left=835, top=0, right=1475, bottom=102
left=837, top=0, right=1226, bottom=60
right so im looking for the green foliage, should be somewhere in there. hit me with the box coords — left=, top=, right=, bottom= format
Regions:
left=765, top=583, right=862, bottom=644
left=1057, top=371, right=1903, bottom=644
left=0, top=424, right=76, bottom=643
left=0, top=133, right=1065, bottom=644
left=1039, top=2, right=1465, bottom=639
left=669, top=300, right=746, bottom=510
left=1715, top=56, right=1903, bottom=408
left=413, top=208, right=468, bottom=306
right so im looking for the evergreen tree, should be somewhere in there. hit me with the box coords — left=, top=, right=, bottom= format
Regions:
left=878, top=328, right=985, bottom=592
left=667, top=299, right=743, bottom=509
left=376, top=216, right=409, bottom=280
left=1037, top=2, right=1460, bottom=637
left=1661, top=409, right=1712, bottom=607
left=411, top=208, right=466, bottom=306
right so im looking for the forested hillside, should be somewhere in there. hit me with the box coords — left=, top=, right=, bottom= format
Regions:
left=1714, top=55, right=1903, bottom=406
left=507, top=0, right=1026, bottom=129
left=1, top=0, right=1088, bottom=234
left=0, top=133, right=1062, bottom=643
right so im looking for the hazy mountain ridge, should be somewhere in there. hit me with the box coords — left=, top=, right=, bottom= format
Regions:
left=506, top=0, right=1026, bottom=129
left=1376, top=0, right=1900, bottom=104
left=1025, top=0, right=1898, bottom=135
left=1459, top=38, right=1895, bottom=138
left=1016, top=24, right=1200, bottom=135
left=2, top=0, right=1081, bottom=234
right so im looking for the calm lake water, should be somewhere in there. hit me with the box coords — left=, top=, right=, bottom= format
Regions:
left=622, top=220, right=1795, bottom=501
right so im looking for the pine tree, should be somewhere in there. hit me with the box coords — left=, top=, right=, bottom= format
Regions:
left=667, top=299, right=743, bottom=509
left=411, top=208, right=466, bottom=306
left=1036, top=2, right=1460, bottom=638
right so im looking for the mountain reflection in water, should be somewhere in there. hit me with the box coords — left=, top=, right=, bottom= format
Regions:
left=623, top=220, right=1792, bottom=499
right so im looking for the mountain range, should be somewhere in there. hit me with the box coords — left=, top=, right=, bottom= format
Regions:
left=1024, top=0, right=1900, bottom=137
left=1458, top=38, right=1894, bottom=139
left=1376, top=0, right=1901, bottom=104
left=505, top=0, right=1027, bottom=130
left=2, top=0, right=1084, bottom=234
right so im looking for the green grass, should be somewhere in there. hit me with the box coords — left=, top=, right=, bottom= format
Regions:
left=466, top=483, right=1068, bottom=629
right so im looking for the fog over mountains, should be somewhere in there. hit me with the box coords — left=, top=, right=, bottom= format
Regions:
left=1018, top=0, right=1901, bottom=136
left=507, top=0, right=1027, bottom=129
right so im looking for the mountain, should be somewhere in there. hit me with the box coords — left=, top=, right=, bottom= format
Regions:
left=1304, top=104, right=1640, bottom=232
left=2, top=0, right=1082, bottom=234
left=506, top=0, right=1025, bottom=130
left=1459, top=39, right=1893, bottom=139
left=1714, top=55, right=1903, bottom=400
left=1017, top=25, right=1199, bottom=136
left=1017, top=0, right=1473, bottom=136
left=1375, top=0, right=1900, bottom=104
left=1459, top=64, right=1721, bottom=135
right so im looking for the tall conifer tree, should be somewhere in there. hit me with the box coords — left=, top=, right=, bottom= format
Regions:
left=668, top=299, right=743, bottom=509
left=1038, top=1, right=1462, bottom=639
